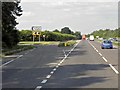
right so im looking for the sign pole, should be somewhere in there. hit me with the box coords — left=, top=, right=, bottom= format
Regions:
left=39, top=35, right=40, bottom=42
left=33, top=35, right=34, bottom=42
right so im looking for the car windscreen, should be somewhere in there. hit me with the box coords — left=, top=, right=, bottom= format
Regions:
left=103, top=41, right=111, bottom=43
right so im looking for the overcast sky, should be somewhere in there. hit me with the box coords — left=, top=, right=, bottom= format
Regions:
left=16, top=0, right=118, bottom=34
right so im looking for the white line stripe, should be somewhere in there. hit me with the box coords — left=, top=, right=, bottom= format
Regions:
left=58, top=63, right=61, bottom=66
left=56, top=66, right=59, bottom=68
left=53, top=68, right=57, bottom=71
left=109, top=64, right=119, bottom=74
left=17, top=55, right=23, bottom=59
left=50, top=71, right=54, bottom=74
left=35, top=86, right=42, bottom=90
left=102, top=57, right=108, bottom=62
left=41, top=80, right=47, bottom=84
left=46, top=75, right=51, bottom=79
left=96, top=50, right=99, bottom=52
left=99, top=53, right=102, bottom=56
left=0, top=59, right=14, bottom=67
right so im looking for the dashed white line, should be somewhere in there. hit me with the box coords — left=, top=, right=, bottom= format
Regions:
left=58, top=63, right=61, bottom=66
left=53, top=68, right=57, bottom=71
left=56, top=65, right=59, bottom=68
left=96, top=50, right=99, bottom=52
left=109, top=64, right=119, bottom=74
left=50, top=71, right=54, bottom=74
left=46, top=75, right=51, bottom=79
left=102, top=57, right=108, bottom=62
left=35, top=86, right=42, bottom=90
left=89, top=41, right=119, bottom=75
left=99, top=53, right=102, bottom=56
left=41, top=80, right=47, bottom=84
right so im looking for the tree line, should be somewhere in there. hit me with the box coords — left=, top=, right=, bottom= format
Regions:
left=2, top=1, right=82, bottom=49
left=87, top=28, right=120, bottom=39
left=19, top=28, right=82, bottom=41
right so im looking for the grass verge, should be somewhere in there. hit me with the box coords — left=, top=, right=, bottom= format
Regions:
left=2, top=45, right=34, bottom=56
left=58, top=40, right=77, bottom=47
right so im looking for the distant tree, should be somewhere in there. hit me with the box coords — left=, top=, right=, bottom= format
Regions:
left=74, top=31, right=82, bottom=39
left=2, top=1, right=22, bottom=48
left=61, top=27, right=72, bottom=34
left=53, top=29, right=60, bottom=33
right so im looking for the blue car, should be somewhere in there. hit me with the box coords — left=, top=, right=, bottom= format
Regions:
left=101, top=40, right=113, bottom=49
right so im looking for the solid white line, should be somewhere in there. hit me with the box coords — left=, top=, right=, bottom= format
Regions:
left=102, top=57, right=108, bottom=62
left=41, top=80, right=47, bottom=84
left=46, top=75, right=51, bottom=79
left=35, top=86, right=42, bottom=90
left=0, top=59, right=14, bottom=67
left=99, top=53, right=102, bottom=56
left=109, top=64, right=119, bottom=74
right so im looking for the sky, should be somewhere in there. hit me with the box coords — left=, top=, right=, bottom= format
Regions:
left=16, top=0, right=119, bottom=34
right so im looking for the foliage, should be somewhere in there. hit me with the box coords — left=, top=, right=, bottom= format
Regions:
left=61, top=27, right=72, bottom=34
left=19, top=30, right=77, bottom=41
left=58, top=40, right=76, bottom=47
left=89, top=28, right=120, bottom=38
left=2, top=1, right=22, bottom=48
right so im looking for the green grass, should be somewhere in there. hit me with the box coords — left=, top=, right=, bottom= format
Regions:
left=58, top=40, right=77, bottom=47
left=2, top=45, right=34, bottom=56
left=19, top=41, right=60, bottom=45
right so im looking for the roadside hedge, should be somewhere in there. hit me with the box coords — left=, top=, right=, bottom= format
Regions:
left=19, top=30, right=77, bottom=41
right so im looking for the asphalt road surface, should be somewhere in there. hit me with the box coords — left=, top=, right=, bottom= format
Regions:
left=1, top=40, right=119, bottom=90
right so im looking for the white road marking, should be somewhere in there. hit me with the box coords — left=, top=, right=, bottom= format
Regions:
left=46, top=75, right=51, bottom=79
left=99, top=53, right=102, bottom=56
left=96, top=50, right=99, bottom=52
left=0, top=59, right=14, bottom=67
left=38, top=40, right=81, bottom=88
left=41, top=80, right=47, bottom=84
left=50, top=71, right=54, bottom=74
left=63, top=50, right=67, bottom=57
left=109, top=64, right=119, bottom=74
left=56, top=65, right=59, bottom=68
left=35, top=86, right=42, bottom=90
left=53, top=68, right=57, bottom=71
left=102, top=57, right=108, bottom=62
left=58, top=63, right=61, bottom=66
left=17, top=55, right=23, bottom=59
left=88, top=41, right=119, bottom=75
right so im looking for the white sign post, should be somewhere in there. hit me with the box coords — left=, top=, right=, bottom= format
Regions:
left=32, top=26, right=42, bottom=42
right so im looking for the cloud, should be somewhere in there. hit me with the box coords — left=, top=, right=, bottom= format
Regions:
left=22, top=11, right=34, bottom=17
left=21, top=0, right=119, bottom=2
left=63, top=8, right=71, bottom=12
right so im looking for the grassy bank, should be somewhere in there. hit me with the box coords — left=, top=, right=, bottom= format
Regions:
left=19, top=41, right=60, bottom=45
left=2, top=45, right=34, bottom=56
left=58, top=40, right=77, bottom=47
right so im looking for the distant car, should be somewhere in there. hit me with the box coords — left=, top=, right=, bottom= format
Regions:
left=89, top=35, right=94, bottom=41
left=101, top=40, right=113, bottom=49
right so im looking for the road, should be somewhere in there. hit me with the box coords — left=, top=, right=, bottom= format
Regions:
left=1, top=40, right=119, bottom=90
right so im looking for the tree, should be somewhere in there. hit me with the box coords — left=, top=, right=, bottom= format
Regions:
left=61, top=27, right=72, bottom=34
left=53, top=29, right=60, bottom=33
left=74, top=31, right=82, bottom=39
left=2, top=1, right=22, bottom=48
